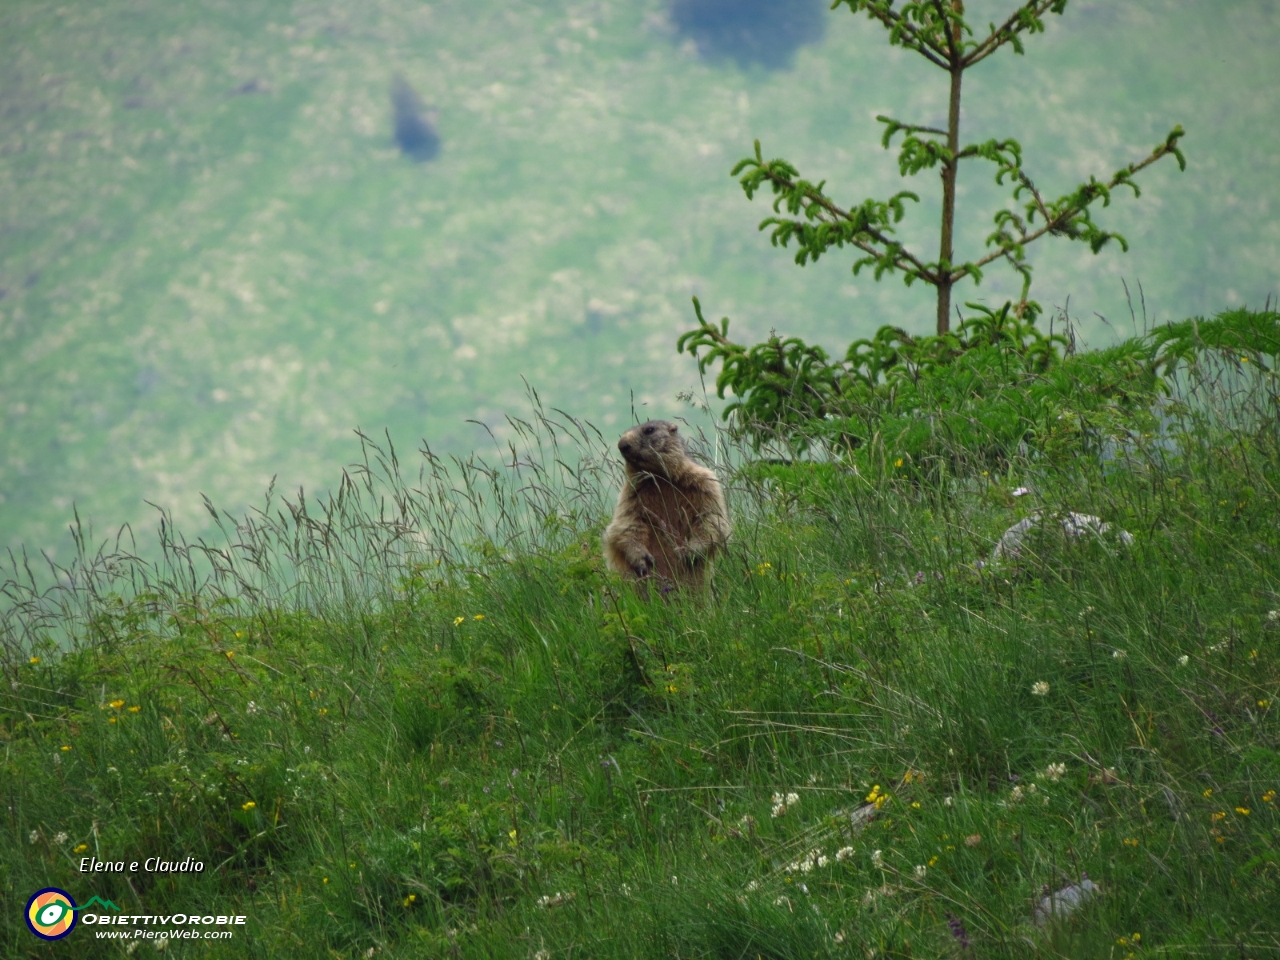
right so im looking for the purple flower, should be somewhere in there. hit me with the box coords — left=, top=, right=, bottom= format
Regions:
left=946, top=913, right=970, bottom=949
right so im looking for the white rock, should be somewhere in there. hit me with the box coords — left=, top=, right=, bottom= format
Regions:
left=991, top=512, right=1133, bottom=563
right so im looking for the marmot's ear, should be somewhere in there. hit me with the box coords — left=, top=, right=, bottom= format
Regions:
left=670, top=424, right=679, bottom=434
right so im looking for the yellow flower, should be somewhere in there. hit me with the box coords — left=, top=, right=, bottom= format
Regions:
left=1263, top=790, right=1276, bottom=804
left=318, top=708, right=328, bottom=716
left=74, top=843, right=88, bottom=853
left=28, top=656, right=39, bottom=664
left=128, top=705, right=140, bottom=713
left=473, top=614, right=485, bottom=620
left=60, top=745, right=71, bottom=752
left=322, top=877, right=329, bottom=884
left=1122, top=838, right=1139, bottom=847
left=242, top=801, right=256, bottom=811
left=1210, top=811, right=1226, bottom=822
left=234, top=631, right=243, bottom=639
left=1236, top=807, right=1250, bottom=816
left=453, top=617, right=465, bottom=626
left=865, top=785, right=881, bottom=803
left=109, top=699, right=125, bottom=710
left=911, top=801, right=921, bottom=809
left=894, top=458, right=904, bottom=467
left=1260, top=700, right=1272, bottom=708
left=108, top=718, right=117, bottom=724
left=1203, top=788, right=1213, bottom=798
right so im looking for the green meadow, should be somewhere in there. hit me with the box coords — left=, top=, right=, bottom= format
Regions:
left=1, top=0, right=1278, bottom=557
left=4, top=1, right=1280, bottom=957
left=5, top=334, right=1280, bottom=956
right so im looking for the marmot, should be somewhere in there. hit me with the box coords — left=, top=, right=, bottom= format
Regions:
left=602, top=420, right=730, bottom=589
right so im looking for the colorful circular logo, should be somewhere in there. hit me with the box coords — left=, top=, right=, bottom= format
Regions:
left=26, top=888, right=78, bottom=941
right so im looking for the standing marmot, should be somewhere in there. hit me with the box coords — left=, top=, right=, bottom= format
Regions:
left=602, top=420, right=730, bottom=589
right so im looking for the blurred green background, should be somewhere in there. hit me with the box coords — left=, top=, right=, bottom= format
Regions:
left=1, top=0, right=1277, bottom=559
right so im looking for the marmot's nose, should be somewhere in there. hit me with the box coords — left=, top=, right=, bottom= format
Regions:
left=618, top=439, right=632, bottom=455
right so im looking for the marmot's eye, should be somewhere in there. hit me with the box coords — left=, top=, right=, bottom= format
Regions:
left=643, top=426, right=654, bottom=435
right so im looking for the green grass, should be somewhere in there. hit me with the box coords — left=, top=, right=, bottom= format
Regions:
left=2, top=0, right=1279, bottom=559
left=4, top=353, right=1280, bottom=957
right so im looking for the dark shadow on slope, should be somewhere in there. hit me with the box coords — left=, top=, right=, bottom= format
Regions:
left=391, top=74, right=440, bottom=161
left=671, top=0, right=827, bottom=70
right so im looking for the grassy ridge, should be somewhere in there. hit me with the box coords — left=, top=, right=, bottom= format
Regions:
left=4, top=350, right=1280, bottom=957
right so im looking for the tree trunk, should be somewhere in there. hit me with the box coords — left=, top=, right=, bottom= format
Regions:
left=936, top=52, right=964, bottom=335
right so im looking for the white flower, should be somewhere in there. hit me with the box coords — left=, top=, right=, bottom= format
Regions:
left=817, top=855, right=830, bottom=868
left=53, top=832, right=68, bottom=845
left=943, top=796, right=953, bottom=806
left=1112, top=649, right=1127, bottom=660
left=1010, top=785, right=1024, bottom=803
left=1031, top=681, right=1050, bottom=696
left=534, top=951, right=551, bottom=960
left=745, top=880, right=759, bottom=892
left=29, top=831, right=39, bottom=844
left=1011, top=486, right=1031, bottom=497
left=771, top=802, right=787, bottom=818
left=833, top=931, right=846, bottom=944
left=913, top=864, right=927, bottom=879
left=246, top=701, right=261, bottom=715
left=871, top=849, right=884, bottom=868
left=1268, top=610, right=1279, bottom=622
left=1177, top=655, right=1189, bottom=666
left=671, top=875, right=678, bottom=886
left=786, top=792, right=800, bottom=805
left=835, top=846, right=854, bottom=861
left=1041, top=762, right=1067, bottom=782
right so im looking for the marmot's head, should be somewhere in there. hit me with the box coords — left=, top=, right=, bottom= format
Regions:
left=618, top=420, right=686, bottom=476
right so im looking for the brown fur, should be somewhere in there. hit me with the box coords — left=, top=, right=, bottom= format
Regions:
left=602, top=420, right=730, bottom=590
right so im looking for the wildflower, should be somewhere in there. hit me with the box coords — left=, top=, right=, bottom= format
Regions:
left=1177, top=655, right=1189, bottom=666
left=817, top=854, right=830, bottom=867
left=53, top=832, right=68, bottom=844
left=1268, top=610, right=1280, bottom=622
left=128, top=705, right=140, bottom=713
left=928, top=856, right=938, bottom=867
left=1009, top=785, right=1024, bottom=803
left=1112, top=649, right=1127, bottom=660
left=74, top=843, right=88, bottom=853
left=1011, top=486, right=1030, bottom=497
left=1031, top=681, right=1050, bottom=696
left=913, top=864, right=927, bottom=879
left=835, top=846, right=854, bottom=861
left=534, top=951, right=551, bottom=960
left=833, top=931, right=846, bottom=944
left=473, top=614, right=485, bottom=620
left=224, top=650, right=235, bottom=660
left=1210, top=812, right=1226, bottom=822
left=964, top=834, right=982, bottom=847
left=52, top=753, right=62, bottom=765
left=943, top=796, right=953, bottom=806
left=402, top=894, right=417, bottom=907
left=894, top=458, right=904, bottom=467
left=29, top=831, right=39, bottom=844
left=1259, top=700, right=1271, bottom=709
left=1041, top=762, right=1067, bottom=782
left=871, top=849, right=884, bottom=868
left=453, top=617, right=465, bottom=626
left=1203, top=788, right=1214, bottom=798
left=866, top=784, right=882, bottom=803
left=1123, top=838, right=1139, bottom=847
left=1263, top=790, right=1276, bottom=804
left=946, top=913, right=971, bottom=949
left=1236, top=807, right=1251, bottom=816
left=234, top=631, right=243, bottom=639
left=246, top=701, right=261, bottom=715
left=910, top=801, right=921, bottom=809
left=242, top=801, right=256, bottom=811
left=1249, top=649, right=1259, bottom=660
left=109, top=699, right=125, bottom=710
left=29, top=656, right=39, bottom=664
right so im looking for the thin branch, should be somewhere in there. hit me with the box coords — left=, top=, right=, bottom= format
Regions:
left=964, top=0, right=1062, bottom=67
left=956, top=137, right=1178, bottom=281
left=857, top=3, right=950, bottom=69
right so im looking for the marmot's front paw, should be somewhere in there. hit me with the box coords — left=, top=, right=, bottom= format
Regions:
left=631, top=553, right=655, bottom=578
